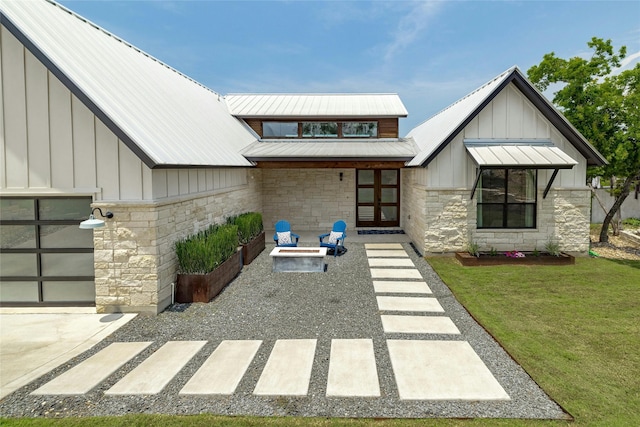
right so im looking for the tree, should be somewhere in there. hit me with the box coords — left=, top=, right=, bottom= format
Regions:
left=528, top=37, right=640, bottom=243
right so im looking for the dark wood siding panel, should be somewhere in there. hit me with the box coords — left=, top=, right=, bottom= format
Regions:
left=379, top=118, right=398, bottom=138
left=244, top=119, right=263, bottom=137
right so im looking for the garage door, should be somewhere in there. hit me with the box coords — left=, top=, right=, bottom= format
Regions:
left=0, top=197, right=95, bottom=306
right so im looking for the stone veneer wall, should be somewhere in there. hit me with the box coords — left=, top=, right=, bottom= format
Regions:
left=411, top=186, right=591, bottom=254
left=92, top=171, right=262, bottom=314
left=401, top=169, right=428, bottom=254
left=262, top=169, right=356, bottom=231
left=422, top=189, right=472, bottom=253
left=472, top=189, right=591, bottom=253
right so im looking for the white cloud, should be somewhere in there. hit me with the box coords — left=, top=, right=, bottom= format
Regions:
left=613, top=50, right=640, bottom=74
left=381, top=1, right=443, bottom=62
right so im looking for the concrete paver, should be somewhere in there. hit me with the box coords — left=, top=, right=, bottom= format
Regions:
left=381, top=315, right=460, bottom=334
left=32, top=342, right=151, bottom=395
left=106, top=341, right=206, bottom=395
left=180, top=340, right=262, bottom=395
left=254, top=339, right=317, bottom=396
left=387, top=340, right=510, bottom=400
left=370, top=268, right=422, bottom=279
left=326, top=339, right=380, bottom=397
left=373, top=280, right=432, bottom=294
left=368, top=258, right=415, bottom=267
left=364, top=243, right=404, bottom=249
left=377, top=296, right=445, bottom=312
left=366, top=250, right=409, bottom=258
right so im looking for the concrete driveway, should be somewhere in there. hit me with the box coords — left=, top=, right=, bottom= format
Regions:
left=0, top=310, right=135, bottom=400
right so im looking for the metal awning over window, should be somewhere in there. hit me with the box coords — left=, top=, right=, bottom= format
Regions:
left=465, top=139, right=578, bottom=199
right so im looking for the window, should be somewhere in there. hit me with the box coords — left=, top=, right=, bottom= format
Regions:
left=261, top=121, right=381, bottom=139
left=477, top=169, right=537, bottom=228
left=343, top=122, right=378, bottom=137
left=263, top=122, right=299, bottom=138
left=302, top=122, right=338, bottom=137
left=0, top=197, right=95, bottom=305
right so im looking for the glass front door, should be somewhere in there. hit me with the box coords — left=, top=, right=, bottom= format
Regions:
left=356, top=169, right=400, bottom=227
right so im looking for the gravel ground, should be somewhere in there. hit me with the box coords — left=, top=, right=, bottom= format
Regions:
left=0, top=243, right=568, bottom=420
left=590, top=228, right=640, bottom=260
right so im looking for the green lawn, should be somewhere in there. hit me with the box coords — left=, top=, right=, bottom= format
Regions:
left=427, top=256, right=640, bottom=427
left=3, top=257, right=638, bottom=427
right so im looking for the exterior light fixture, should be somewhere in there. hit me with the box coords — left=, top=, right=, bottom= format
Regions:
left=79, top=207, right=114, bottom=229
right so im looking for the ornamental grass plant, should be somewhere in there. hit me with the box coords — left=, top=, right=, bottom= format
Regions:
left=228, top=212, right=264, bottom=244
left=175, top=223, right=239, bottom=274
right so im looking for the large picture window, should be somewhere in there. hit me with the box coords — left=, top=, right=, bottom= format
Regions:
left=477, top=169, right=537, bottom=228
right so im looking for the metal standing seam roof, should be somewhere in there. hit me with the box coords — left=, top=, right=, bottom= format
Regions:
left=406, top=68, right=515, bottom=167
left=225, top=94, right=409, bottom=118
left=406, top=66, right=607, bottom=168
left=1, top=0, right=256, bottom=168
left=464, top=141, right=578, bottom=169
left=240, top=139, right=418, bottom=161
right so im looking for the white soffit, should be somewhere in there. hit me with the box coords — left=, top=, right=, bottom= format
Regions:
left=464, top=140, right=578, bottom=169
left=1, top=0, right=256, bottom=167
left=225, top=94, right=408, bottom=118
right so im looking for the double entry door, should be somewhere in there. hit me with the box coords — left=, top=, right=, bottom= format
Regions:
left=356, top=169, right=400, bottom=227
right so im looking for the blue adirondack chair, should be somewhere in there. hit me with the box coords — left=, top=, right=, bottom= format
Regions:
left=319, top=220, right=347, bottom=257
left=273, top=220, right=299, bottom=247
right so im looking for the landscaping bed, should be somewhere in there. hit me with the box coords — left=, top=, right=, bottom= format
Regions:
left=456, top=251, right=574, bottom=266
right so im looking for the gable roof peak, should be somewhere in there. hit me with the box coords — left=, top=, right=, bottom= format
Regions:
left=406, top=65, right=606, bottom=167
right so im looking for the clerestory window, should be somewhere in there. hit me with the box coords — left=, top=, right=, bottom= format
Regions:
left=261, top=121, right=379, bottom=139
left=262, top=122, right=299, bottom=138
left=477, top=169, right=537, bottom=228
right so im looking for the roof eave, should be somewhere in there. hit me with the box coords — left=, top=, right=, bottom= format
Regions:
left=244, top=156, right=415, bottom=162
left=234, top=114, right=407, bottom=119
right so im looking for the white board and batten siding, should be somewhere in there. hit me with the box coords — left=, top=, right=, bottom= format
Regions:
left=0, top=27, right=247, bottom=202
left=422, top=83, right=588, bottom=189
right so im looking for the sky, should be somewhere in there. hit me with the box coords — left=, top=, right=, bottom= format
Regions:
left=57, top=0, right=640, bottom=135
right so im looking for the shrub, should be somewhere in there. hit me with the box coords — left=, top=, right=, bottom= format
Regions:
left=622, top=217, right=640, bottom=228
left=175, top=223, right=239, bottom=274
left=544, top=238, right=561, bottom=257
left=227, top=212, right=264, bottom=244
left=467, top=241, right=480, bottom=258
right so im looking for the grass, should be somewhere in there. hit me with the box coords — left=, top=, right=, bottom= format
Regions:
left=3, top=258, right=638, bottom=427
left=427, top=256, right=640, bottom=427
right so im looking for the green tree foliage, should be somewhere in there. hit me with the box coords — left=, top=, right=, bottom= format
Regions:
left=528, top=37, right=639, bottom=242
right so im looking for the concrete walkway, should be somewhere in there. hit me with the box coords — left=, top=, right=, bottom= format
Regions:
left=0, top=311, right=136, bottom=399
left=0, top=240, right=565, bottom=419
left=18, top=244, right=508, bottom=401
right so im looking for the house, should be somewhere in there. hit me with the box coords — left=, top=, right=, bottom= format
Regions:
left=0, top=0, right=606, bottom=314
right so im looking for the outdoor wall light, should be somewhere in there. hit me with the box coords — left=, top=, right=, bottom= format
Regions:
left=339, top=172, right=343, bottom=181
left=79, top=207, right=114, bottom=229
